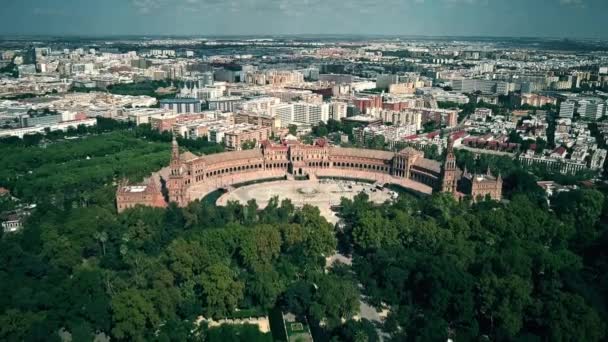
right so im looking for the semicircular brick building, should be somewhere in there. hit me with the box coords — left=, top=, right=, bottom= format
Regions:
left=117, top=136, right=502, bottom=212
left=166, top=137, right=443, bottom=207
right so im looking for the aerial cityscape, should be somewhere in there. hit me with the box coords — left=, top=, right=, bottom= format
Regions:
left=2, top=1, right=608, bottom=341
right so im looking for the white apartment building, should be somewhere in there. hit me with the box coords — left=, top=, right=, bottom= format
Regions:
left=196, top=87, right=223, bottom=101
left=559, top=101, right=576, bottom=119
left=373, top=109, right=423, bottom=130
left=329, top=102, right=347, bottom=121
left=452, top=79, right=512, bottom=95
left=239, top=97, right=281, bottom=114
left=208, top=96, right=243, bottom=112
left=578, top=99, right=605, bottom=120
left=292, top=102, right=329, bottom=125
left=270, top=103, right=295, bottom=128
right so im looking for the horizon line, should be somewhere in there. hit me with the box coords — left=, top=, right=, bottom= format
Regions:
left=0, top=33, right=607, bottom=42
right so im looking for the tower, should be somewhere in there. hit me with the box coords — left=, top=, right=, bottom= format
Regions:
left=168, top=136, right=187, bottom=206
left=441, top=136, right=458, bottom=194
left=171, top=136, right=181, bottom=173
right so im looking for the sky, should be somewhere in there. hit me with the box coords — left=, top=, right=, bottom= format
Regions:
left=0, top=0, right=607, bottom=39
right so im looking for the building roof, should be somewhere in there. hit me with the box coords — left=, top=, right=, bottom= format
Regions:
left=451, top=131, right=468, bottom=140
left=199, top=149, right=263, bottom=164
left=180, top=151, right=199, bottom=162
left=315, top=139, right=328, bottom=147
left=160, top=98, right=200, bottom=104
left=329, top=147, right=394, bottom=160
left=471, top=174, right=499, bottom=182
left=552, top=146, right=567, bottom=155
left=124, top=186, right=147, bottom=193
left=398, top=147, right=422, bottom=156
left=413, top=158, right=441, bottom=173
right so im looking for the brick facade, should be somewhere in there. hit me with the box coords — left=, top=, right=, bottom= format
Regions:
left=118, top=136, right=502, bottom=212
left=166, top=137, right=443, bottom=207
left=116, top=178, right=167, bottom=213
left=441, top=138, right=503, bottom=201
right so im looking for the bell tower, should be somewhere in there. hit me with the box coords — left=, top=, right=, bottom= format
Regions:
left=170, top=136, right=181, bottom=176
left=168, top=136, right=186, bottom=206
left=441, top=136, right=458, bottom=195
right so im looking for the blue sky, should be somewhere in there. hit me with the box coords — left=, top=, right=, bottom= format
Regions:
left=0, top=0, right=606, bottom=38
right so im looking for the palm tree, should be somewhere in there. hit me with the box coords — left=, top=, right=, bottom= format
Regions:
left=94, top=231, right=108, bottom=256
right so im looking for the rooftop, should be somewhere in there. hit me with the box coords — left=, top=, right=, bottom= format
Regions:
left=160, top=98, right=200, bottom=103
left=329, top=147, right=395, bottom=160
left=124, top=185, right=147, bottom=193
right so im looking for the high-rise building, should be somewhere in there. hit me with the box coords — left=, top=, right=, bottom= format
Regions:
left=20, top=113, right=62, bottom=127
left=558, top=101, right=575, bottom=118
left=578, top=100, right=605, bottom=120
left=207, top=96, right=243, bottom=112
left=375, top=110, right=422, bottom=130
left=130, top=58, right=152, bottom=69
left=329, top=102, right=347, bottom=121
left=270, top=103, right=295, bottom=127
left=196, top=87, right=223, bottom=101
left=452, top=79, right=511, bottom=95
left=292, top=103, right=330, bottom=125
left=239, top=97, right=281, bottom=114
left=198, top=72, right=214, bottom=87
left=160, top=98, right=202, bottom=114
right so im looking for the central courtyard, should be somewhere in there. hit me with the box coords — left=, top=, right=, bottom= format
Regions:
left=216, top=179, right=396, bottom=224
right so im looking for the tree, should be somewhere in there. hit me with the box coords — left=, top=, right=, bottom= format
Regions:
left=309, top=274, right=360, bottom=329
left=283, top=281, right=314, bottom=317
left=312, top=122, right=329, bottom=137
left=295, top=205, right=337, bottom=259
left=535, top=137, right=547, bottom=153
left=288, top=125, right=298, bottom=136
left=330, top=319, right=379, bottom=342
left=423, top=121, right=437, bottom=133
left=0, top=310, right=46, bottom=341
left=241, top=139, right=257, bottom=150
left=478, top=274, right=532, bottom=338
left=352, top=210, right=397, bottom=250
left=366, top=135, right=385, bottom=150
left=239, top=225, right=281, bottom=271
left=155, top=318, right=197, bottom=342
left=425, top=144, right=441, bottom=161
left=111, top=289, right=159, bottom=341
left=247, top=266, right=285, bottom=309
left=199, top=263, right=244, bottom=319
left=541, top=293, right=605, bottom=342
left=553, top=189, right=604, bottom=246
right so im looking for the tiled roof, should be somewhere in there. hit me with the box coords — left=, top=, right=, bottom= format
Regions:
left=413, top=158, right=441, bottom=173
left=329, top=147, right=395, bottom=160
left=199, top=149, right=264, bottom=164
left=180, top=151, right=199, bottom=162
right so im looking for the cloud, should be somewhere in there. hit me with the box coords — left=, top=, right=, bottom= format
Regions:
left=131, top=0, right=164, bottom=13
left=131, top=0, right=419, bottom=16
left=32, top=7, right=68, bottom=16
left=130, top=0, right=587, bottom=18
left=559, top=0, right=586, bottom=8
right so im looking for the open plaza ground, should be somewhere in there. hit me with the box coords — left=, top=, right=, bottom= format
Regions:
left=216, top=179, right=396, bottom=224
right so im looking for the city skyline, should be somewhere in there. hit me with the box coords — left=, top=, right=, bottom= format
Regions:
left=2, top=1, right=608, bottom=339
left=1, top=0, right=608, bottom=39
